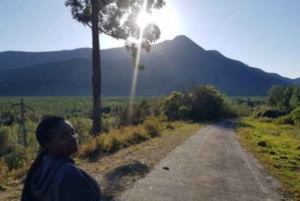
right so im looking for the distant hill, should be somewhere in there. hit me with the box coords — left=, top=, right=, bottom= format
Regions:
left=294, top=78, right=300, bottom=86
left=0, top=35, right=294, bottom=96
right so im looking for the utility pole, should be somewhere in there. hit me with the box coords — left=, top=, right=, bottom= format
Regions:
left=8, top=98, right=34, bottom=147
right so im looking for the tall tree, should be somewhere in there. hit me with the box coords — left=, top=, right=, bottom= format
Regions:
left=65, top=0, right=165, bottom=136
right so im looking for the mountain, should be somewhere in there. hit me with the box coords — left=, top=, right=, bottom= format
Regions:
left=0, top=35, right=294, bottom=96
left=294, top=78, right=300, bottom=86
left=0, top=47, right=132, bottom=70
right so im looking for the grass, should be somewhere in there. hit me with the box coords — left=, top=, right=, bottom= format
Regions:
left=0, top=121, right=203, bottom=201
left=236, top=117, right=300, bottom=200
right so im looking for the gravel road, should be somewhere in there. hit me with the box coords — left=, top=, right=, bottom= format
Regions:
left=117, top=120, right=284, bottom=201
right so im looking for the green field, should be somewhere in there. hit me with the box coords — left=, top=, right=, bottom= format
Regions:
left=0, top=96, right=167, bottom=190
left=0, top=96, right=160, bottom=117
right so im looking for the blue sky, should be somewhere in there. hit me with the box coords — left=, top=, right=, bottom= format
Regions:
left=0, top=0, right=299, bottom=78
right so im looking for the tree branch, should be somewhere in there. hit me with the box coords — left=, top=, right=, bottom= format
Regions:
left=98, top=27, right=118, bottom=38
left=84, top=22, right=92, bottom=28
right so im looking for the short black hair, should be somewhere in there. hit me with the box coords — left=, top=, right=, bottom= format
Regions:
left=36, top=116, right=65, bottom=147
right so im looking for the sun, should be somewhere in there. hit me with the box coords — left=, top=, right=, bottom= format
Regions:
left=136, top=11, right=152, bottom=29
left=135, top=3, right=181, bottom=41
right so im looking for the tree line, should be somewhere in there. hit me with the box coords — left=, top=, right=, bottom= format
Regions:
left=268, top=85, right=300, bottom=112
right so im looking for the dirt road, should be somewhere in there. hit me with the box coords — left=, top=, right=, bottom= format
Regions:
left=117, top=121, right=283, bottom=201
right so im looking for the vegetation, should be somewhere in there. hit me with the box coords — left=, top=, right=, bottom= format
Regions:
left=0, top=96, right=160, bottom=190
left=0, top=121, right=202, bottom=200
left=163, top=85, right=237, bottom=121
left=0, top=85, right=238, bottom=193
left=4, top=84, right=300, bottom=200
left=268, top=85, right=300, bottom=112
left=65, top=0, right=165, bottom=136
left=234, top=85, right=300, bottom=200
left=236, top=118, right=300, bottom=200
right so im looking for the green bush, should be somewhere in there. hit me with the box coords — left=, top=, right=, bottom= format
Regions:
left=273, top=115, right=294, bottom=125
left=163, top=92, right=186, bottom=121
left=69, top=117, right=92, bottom=143
left=144, top=117, right=161, bottom=137
left=150, top=99, right=164, bottom=117
left=131, top=100, right=151, bottom=125
left=4, top=145, right=31, bottom=170
left=111, top=103, right=130, bottom=127
left=163, top=85, right=229, bottom=122
left=190, top=85, right=224, bottom=121
left=0, top=127, right=12, bottom=156
left=268, top=85, right=300, bottom=111
left=257, top=140, right=268, bottom=147
left=166, top=123, right=175, bottom=130
left=178, top=106, right=191, bottom=120
left=220, top=99, right=239, bottom=118
left=102, top=115, right=113, bottom=133
left=0, top=158, right=9, bottom=187
left=290, top=107, right=300, bottom=127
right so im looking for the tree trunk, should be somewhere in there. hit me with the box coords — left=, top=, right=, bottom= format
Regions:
left=91, top=0, right=101, bottom=136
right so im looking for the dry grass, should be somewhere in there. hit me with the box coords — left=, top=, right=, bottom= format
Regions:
left=77, top=117, right=161, bottom=158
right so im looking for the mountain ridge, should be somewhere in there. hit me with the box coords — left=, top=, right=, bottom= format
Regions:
left=0, top=35, right=298, bottom=96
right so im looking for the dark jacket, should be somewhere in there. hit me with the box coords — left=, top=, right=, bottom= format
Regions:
left=29, top=155, right=101, bottom=201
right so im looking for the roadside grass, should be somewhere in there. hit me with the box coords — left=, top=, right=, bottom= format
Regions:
left=236, top=118, right=300, bottom=200
left=77, top=116, right=163, bottom=159
left=0, top=121, right=203, bottom=201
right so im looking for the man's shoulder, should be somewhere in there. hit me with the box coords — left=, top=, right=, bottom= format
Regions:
left=58, top=162, right=82, bottom=178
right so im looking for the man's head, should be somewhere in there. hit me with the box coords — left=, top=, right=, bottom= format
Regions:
left=36, top=116, right=79, bottom=157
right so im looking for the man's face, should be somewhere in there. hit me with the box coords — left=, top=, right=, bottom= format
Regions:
left=46, top=120, right=79, bottom=157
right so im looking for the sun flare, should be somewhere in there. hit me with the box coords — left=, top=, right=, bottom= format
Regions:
left=135, top=2, right=181, bottom=41
left=136, top=11, right=151, bottom=28
left=129, top=1, right=181, bottom=121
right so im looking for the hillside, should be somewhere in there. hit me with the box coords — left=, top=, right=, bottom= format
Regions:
left=0, top=36, right=294, bottom=96
left=294, top=78, right=300, bottom=85
left=0, top=48, right=130, bottom=70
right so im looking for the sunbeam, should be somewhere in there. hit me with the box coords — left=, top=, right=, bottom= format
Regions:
left=128, top=0, right=148, bottom=122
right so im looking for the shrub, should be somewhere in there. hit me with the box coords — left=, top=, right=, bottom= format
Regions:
left=0, top=127, right=12, bottom=156
left=4, top=145, right=32, bottom=170
left=79, top=125, right=150, bottom=159
left=166, top=123, right=175, bottom=130
left=92, top=135, right=121, bottom=153
left=190, top=85, right=224, bottom=121
left=257, top=140, right=268, bottom=147
left=129, top=131, right=149, bottom=144
left=163, top=85, right=227, bottom=122
left=290, top=107, right=300, bottom=127
left=78, top=140, right=99, bottom=159
left=102, top=115, right=114, bottom=133
left=78, top=135, right=117, bottom=158
left=144, top=117, right=161, bottom=137
left=69, top=117, right=92, bottom=143
left=131, top=100, right=151, bottom=125
left=268, top=85, right=300, bottom=111
left=0, top=158, right=9, bottom=187
left=151, top=99, right=164, bottom=117
left=163, top=92, right=185, bottom=121
left=178, top=106, right=191, bottom=120
left=257, top=109, right=288, bottom=118
left=220, top=99, right=239, bottom=118
left=273, top=115, right=294, bottom=125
